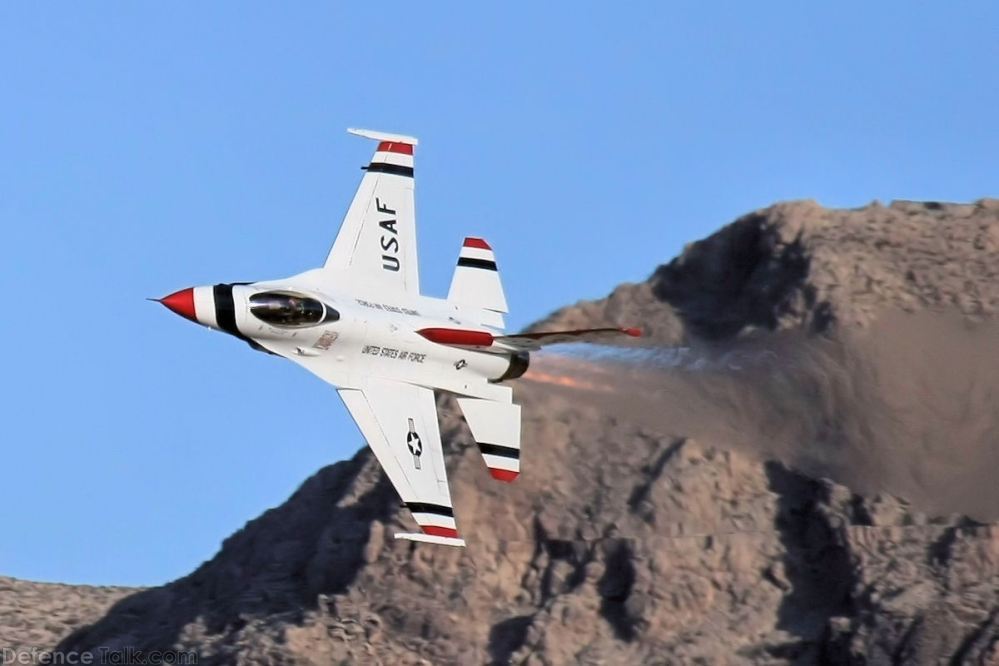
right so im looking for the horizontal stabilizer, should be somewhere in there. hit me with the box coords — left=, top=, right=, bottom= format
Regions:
left=457, top=398, right=522, bottom=482
left=448, top=237, right=508, bottom=325
left=394, top=532, right=467, bottom=547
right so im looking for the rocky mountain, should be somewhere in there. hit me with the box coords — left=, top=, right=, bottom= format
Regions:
left=0, top=577, right=135, bottom=654
left=539, top=198, right=999, bottom=341
left=5, top=198, right=999, bottom=665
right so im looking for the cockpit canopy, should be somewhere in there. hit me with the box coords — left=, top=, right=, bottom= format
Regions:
left=249, top=291, right=337, bottom=328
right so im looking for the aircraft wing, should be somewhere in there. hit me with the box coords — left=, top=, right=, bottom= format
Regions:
left=494, top=327, right=642, bottom=352
left=337, top=379, right=464, bottom=546
left=324, top=129, right=420, bottom=297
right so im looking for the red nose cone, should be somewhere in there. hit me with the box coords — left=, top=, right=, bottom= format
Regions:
left=159, top=288, right=197, bottom=322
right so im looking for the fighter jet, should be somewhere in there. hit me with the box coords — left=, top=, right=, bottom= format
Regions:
left=157, top=129, right=640, bottom=546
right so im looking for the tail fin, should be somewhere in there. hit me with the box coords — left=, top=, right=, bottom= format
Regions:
left=448, top=237, right=508, bottom=329
left=457, top=398, right=522, bottom=482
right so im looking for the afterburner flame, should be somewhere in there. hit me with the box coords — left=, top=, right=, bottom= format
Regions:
left=522, top=355, right=614, bottom=392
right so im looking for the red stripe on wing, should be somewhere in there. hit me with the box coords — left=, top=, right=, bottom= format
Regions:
left=377, top=141, right=414, bottom=155
left=463, top=237, right=491, bottom=250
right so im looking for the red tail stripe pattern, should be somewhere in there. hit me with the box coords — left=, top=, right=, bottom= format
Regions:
left=489, top=468, right=519, bottom=483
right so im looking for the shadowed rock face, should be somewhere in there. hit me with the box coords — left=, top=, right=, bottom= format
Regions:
left=6, top=199, right=999, bottom=665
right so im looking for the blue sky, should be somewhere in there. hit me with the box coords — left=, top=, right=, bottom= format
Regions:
left=1, top=3, right=995, bottom=585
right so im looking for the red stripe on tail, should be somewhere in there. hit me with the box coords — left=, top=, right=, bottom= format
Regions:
left=489, top=468, right=519, bottom=483
left=422, top=525, right=460, bottom=538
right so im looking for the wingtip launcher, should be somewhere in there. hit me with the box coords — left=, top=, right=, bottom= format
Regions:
left=347, top=127, right=419, bottom=146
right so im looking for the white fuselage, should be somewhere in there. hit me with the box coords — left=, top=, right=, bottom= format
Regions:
left=182, top=269, right=517, bottom=402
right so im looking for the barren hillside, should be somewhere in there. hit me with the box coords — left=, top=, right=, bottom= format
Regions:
left=5, top=198, right=999, bottom=665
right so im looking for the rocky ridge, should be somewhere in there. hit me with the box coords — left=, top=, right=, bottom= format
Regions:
left=539, top=198, right=999, bottom=340
left=0, top=576, right=135, bottom=654
left=4, top=198, right=999, bottom=664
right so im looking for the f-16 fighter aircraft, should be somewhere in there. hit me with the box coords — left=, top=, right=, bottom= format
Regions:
left=157, top=129, right=640, bottom=547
